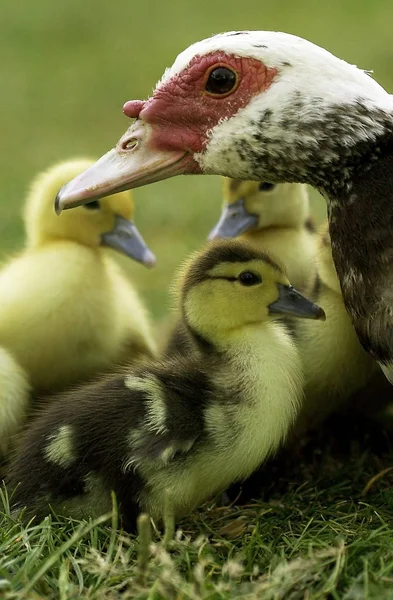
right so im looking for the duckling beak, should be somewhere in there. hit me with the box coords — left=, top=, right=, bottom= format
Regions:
left=101, top=215, right=156, bottom=268
left=268, top=284, right=326, bottom=320
left=208, top=199, right=259, bottom=240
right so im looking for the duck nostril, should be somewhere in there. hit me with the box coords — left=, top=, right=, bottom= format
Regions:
left=121, top=138, right=138, bottom=151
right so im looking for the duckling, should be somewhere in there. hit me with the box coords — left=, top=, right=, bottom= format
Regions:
left=0, top=348, right=30, bottom=459
left=208, top=178, right=317, bottom=292
left=293, top=222, right=377, bottom=436
left=165, top=179, right=317, bottom=357
left=8, top=240, right=324, bottom=529
left=0, top=159, right=157, bottom=397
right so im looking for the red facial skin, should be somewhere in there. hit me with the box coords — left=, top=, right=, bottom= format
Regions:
left=123, top=52, right=277, bottom=170
left=54, top=53, right=278, bottom=211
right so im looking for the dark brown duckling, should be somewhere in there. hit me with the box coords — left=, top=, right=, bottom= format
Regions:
left=8, top=239, right=324, bottom=530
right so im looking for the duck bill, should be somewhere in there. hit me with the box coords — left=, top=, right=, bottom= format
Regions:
left=268, top=284, right=326, bottom=320
left=101, top=215, right=156, bottom=267
left=55, top=121, right=188, bottom=213
left=208, top=198, right=259, bottom=240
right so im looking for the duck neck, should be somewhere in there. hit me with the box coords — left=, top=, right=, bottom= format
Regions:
left=276, top=197, right=309, bottom=229
left=257, top=191, right=309, bottom=231
left=217, top=321, right=280, bottom=350
left=323, top=138, right=393, bottom=362
left=203, top=320, right=282, bottom=354
left=28, top=235, right=101, bottom=255
left=319, top=112, right=393, bottom=199
left=182, top=315, right=277, bottom=357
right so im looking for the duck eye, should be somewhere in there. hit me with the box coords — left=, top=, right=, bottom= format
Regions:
left=238, top=271, right=262, bottom=286
left=205, top=67, right=237, bottom=96
left=84, top=200, right=101, bottom=210
left=259, top=182, right=276, bottom=192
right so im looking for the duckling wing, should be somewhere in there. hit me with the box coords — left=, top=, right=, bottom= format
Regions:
left=123, top=364, right=210, bottom=469
left=127, top=430, right=199, bottom=471
left=7, top=362, right=211, bottom=524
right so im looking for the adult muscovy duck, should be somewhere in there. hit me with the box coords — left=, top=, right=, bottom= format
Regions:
left=55, top=31, right=393, bottom=382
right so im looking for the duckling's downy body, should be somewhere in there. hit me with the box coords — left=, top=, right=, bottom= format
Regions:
left=8, top=240, right=324, bottom=528
left=0, top=348, right=30, bottom=457
left=294, top=223, right=376, bottom=434
left=0, top=159, right=156, bottom=396
left=0, top=243, right=153, bottom=391
left=209, top=178, right=316, bottom=291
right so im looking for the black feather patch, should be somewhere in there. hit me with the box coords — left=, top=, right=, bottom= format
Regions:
left=7, top=353, right=217, bottom=528
left=329, top=145, right=393, bottom=362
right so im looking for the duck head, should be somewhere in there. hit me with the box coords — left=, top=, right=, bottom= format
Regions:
left=55, top=30, right=393, bottom=213
left=175, top=239, right=325, bottom=345
left=26, top=159, right=155, bottom=266
left=209, top=178, right=309, bottom=239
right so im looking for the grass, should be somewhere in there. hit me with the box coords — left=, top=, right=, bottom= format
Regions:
left=2, top=417, right=393, bottom=598
left=2, top=0, right=393, bottom=597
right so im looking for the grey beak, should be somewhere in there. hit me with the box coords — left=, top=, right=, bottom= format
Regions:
left=101, top=215, right=156, bottom=268
left=268, top=284, right=326, bottom=320
left=208, top=198, right=259, bottom=240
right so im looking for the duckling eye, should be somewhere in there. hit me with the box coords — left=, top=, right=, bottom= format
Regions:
left=84, top=200, right=101, bottom=210
left=205, top=67, right=238, bottom=96
left=238, top=271, right=262, bottom=286
left=259, top=182, right=276, bottom=192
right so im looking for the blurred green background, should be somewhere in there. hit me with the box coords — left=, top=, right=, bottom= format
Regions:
left=2, top=0, right=393, bottom=319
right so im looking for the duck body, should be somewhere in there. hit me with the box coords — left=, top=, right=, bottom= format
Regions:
left=9, top=322, right=300, bottom=526
left=145, top=322, right=301, bottom=518
left=8, top=240, right=324, bottom=528
left=0, top=159, right=156, bottom=457
left=329, top=151, right=393, bottom=384
left=294, top=224, right=376, bottom=434
left=0, top=159, right=156, bottom=396
left=55, top=31, right=393, bottom=384
left=0, top=347, right=30, bottom=458
left=0, top=242, right=154, bottom=393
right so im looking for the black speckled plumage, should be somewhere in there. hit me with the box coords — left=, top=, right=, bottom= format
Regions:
left=330, top=148, right=393, bottom=364
left=8, top=359, right=215, bottom=531
left=8, top=240, right=310, bottom=530
left=227, top=101, right=393, bottom=197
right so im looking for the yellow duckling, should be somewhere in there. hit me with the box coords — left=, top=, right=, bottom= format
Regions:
left=209, top=178, right=317, bottom=291
left=0, top=159, right=157, bottom=397
left=294, top=222, right=377, bottom=435
left=8, top=240, right=324, bottom=529
left=0, top=347, right=30, bottom=458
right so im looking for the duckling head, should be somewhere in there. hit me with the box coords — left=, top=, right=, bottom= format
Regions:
left=209, top=177, right=309, bottom=240
left=24, top=159, right=156, bottom=267
left=177, top=239, right=325, bottom=344
left=317, top=222, right=341, bottom=294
